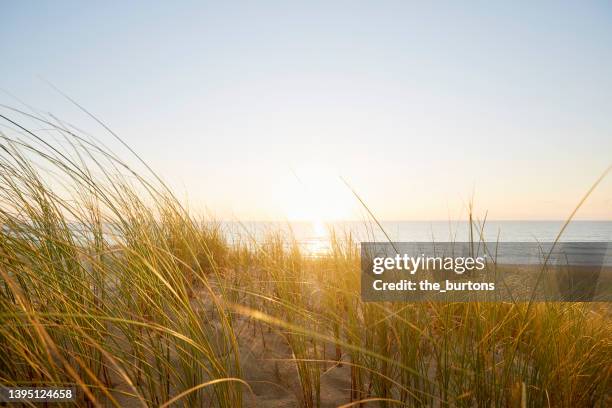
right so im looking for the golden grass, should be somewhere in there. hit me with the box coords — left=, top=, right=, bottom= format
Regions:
left=0, top=110, right=610, bottom=407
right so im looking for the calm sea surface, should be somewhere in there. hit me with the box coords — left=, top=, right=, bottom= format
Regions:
left=222, top=221, right=612, bottom=255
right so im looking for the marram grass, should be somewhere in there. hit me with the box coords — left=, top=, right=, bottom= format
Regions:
left=0, top=110, right=610, bottom=407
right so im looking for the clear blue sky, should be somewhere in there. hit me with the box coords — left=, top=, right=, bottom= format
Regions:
left=1, top=1, right=611, bottom=220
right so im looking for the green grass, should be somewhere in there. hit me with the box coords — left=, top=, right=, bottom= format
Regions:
left=0, top=110, right=610, bottom=407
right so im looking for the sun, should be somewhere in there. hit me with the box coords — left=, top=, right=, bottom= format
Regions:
left=278, top=164, right=355, bottom=222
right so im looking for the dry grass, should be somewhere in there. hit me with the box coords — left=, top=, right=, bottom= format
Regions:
left=0, top=109, right=610, bottom=407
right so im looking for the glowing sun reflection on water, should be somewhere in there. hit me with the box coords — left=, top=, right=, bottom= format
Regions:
left=304, top=220, right=331, bottom=256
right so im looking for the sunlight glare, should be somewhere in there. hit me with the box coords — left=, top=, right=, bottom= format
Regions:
left=279, top=164, right=355, bottom=222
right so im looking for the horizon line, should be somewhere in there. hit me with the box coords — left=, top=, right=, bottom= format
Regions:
left=211, top=219, right=612, bottom=223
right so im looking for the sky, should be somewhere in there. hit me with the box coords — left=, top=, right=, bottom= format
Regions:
left=1, top=1, right=611, bottom=221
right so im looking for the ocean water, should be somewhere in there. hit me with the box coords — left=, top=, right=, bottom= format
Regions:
left=222, top=220, right=612, bottom=255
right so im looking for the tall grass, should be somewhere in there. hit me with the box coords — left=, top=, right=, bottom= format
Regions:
left=0, top=110, right=243, bottom=406
left=0, top=109, right=610, bottom=407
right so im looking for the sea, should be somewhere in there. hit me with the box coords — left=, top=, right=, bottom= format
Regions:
left=222, top=220, right=612, bottom=256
